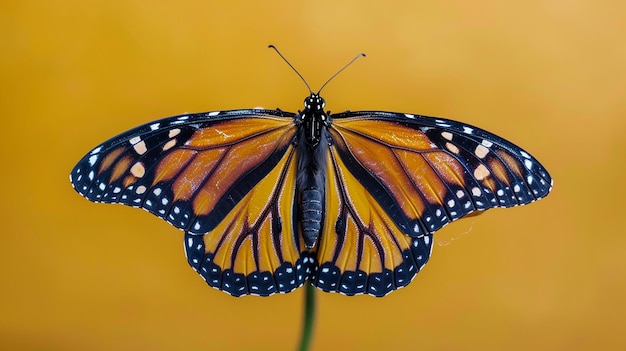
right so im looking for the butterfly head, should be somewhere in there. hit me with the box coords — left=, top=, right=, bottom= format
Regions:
left=304, top=94, right=326, bottom=112
left=301, top=94, right=327, bottom=147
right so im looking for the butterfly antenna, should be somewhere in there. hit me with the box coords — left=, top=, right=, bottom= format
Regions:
left=268, top=45, right=313, bottom=94
left=317, top=53, right=366, bottom=94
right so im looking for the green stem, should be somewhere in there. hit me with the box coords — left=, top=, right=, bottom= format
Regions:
left=297, top=282, right=316, bottom=351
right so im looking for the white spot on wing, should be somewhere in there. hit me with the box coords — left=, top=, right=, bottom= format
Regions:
left=88, top=155, right=98, bottom=166
left=90, top=146, right=102, bottom=154
left=150, top=123, right=160, bottom=130
left=162, top=139, right=176, bottom=151
left=168, top=129, right=181, bottom=138
left=472, top=187, right=482, bottom=197
left=446, top=142, right=460, bottom=154
left=133, top=141, right=147, bottom=155
left=475, top=145, right=489, bottom=159
left=130, top=162, right=146, bottom=178
left=208, top=111, right=220, bottom=117
left=473, top=164, right=490, bottom=180
left=524, top=159, right=533, bottom=170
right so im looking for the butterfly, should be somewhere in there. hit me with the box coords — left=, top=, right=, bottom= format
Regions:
left=70, top=46, right=552, bottom=297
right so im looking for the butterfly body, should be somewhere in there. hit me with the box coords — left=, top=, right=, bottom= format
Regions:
left=296, top=94, right=330, bottom=248
left=71, top=92, right=552, bottom=297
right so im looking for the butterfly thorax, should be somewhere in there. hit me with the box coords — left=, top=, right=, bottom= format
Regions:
left=300, top=94, right=327, bottom=147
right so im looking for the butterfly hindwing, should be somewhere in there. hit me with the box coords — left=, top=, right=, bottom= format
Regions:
left=312, top=139, right=434, bottom=296
left=184, top=141, right=315, bottom=296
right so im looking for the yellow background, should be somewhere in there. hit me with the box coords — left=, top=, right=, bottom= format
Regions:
left=2, top=1, right=624, bottom=350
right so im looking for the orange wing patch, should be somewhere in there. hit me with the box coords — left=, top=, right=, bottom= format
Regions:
left=332, top=119, right=436, bottom=149
left=190, top=125, right=294, bottom=216
left=184, top=117, right=291, bottom=147
left=99, top=147, right=125, bottom=176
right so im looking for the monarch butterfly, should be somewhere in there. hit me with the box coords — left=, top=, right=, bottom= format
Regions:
left=70, top=46, right=552, bottom=297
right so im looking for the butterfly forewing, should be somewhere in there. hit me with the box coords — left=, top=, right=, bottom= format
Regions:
left=70, top=110, right=298, bottom=234
left=328, top=111, right=552, bottom=237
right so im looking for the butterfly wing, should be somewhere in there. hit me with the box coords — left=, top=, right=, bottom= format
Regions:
left=313, top=140, right=434, bottom=296
left=312, top=111, right=552, bottom=296
left=70, top=110, right=314, bottom=296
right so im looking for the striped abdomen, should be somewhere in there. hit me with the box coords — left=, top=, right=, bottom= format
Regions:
left=301, top=188, right=322, bottom=248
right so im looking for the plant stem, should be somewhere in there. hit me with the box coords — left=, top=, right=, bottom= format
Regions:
left=297, top=282, right=316, bottom=351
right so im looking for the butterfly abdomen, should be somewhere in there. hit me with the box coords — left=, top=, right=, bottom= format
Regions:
left=301, top=189, right=322, bottom=248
